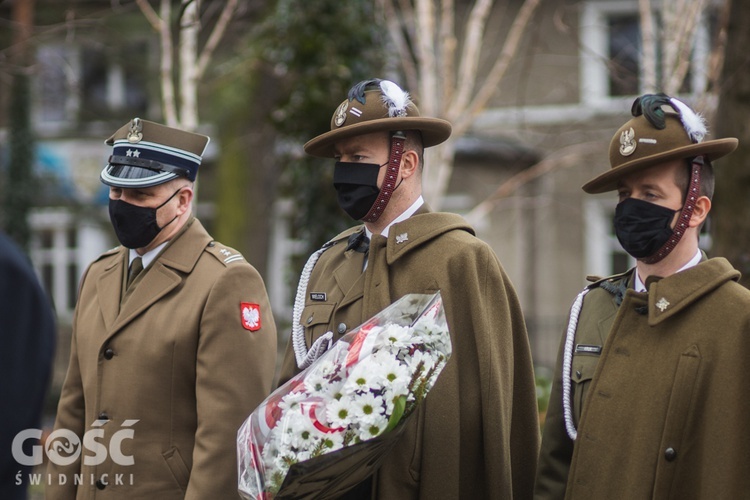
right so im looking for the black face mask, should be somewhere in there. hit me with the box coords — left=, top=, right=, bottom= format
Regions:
left=613, top=198, right=677, bottom=259
left=108, top=188, right=181, bottom=249
left=333, top=161, right=384, bottom=221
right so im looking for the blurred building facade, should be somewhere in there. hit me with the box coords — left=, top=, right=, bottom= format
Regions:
left=0, top=0, right=724, bottom=392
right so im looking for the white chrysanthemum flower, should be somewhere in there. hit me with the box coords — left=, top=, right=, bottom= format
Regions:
left=357, top=413, right=389, bottom=441
left=278, top=391, right=307, bottom=413
left=303, top=372, right=328, bottom=396
left=343, top=361, right=376, bottom=396
left=326, top=396, right=354, bottom=429
left=373, top=324, right=415, bottom=351
left=351, top=392, right=385, bottom=426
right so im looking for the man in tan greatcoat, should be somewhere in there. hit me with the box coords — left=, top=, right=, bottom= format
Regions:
left=47, top=119, right=277, bottom=499
left=535, top=94, right=750, bottom=499
left=278, top=78, right=540, bottom=499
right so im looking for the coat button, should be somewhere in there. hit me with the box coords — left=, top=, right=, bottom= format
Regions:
left=306, top=316, right=313, bottom=324
left=337, top=323, right=347, bottom=334
left=664, top=447, right=677, bottom=461
left=95, top=478, right=107, bottom=490
left=98, top=412, right=109, bottom=421
left=103, top=347, right=114, bottom=360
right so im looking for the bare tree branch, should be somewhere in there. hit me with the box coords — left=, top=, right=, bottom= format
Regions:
left=378, top=0, right=418, bottom=91
left=448, top=0, right=493, bottom=120
left=134, top=0, right=162, bottom=30
left=465, top=142, right=601, bottom=226
left=639, top=0, right=657, bottom=92
left=196, top=0, right=238, bottom=79
left=453, top=0, right=541, bottom=134
left=415, top=0, right=438, bottom=115
left=439, top=0, right=456, bottom=112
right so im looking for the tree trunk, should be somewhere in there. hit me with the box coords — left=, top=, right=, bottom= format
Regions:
left=3, top=0, right=36, bottom=250
left=711, top=0, right=750, bottom=287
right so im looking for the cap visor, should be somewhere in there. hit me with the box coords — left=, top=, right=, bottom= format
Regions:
left=100, top=164, right=178, bottom=188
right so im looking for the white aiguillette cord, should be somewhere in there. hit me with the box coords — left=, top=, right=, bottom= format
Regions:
left=562, top=287, right=590, bottom=441
left=292, top=240, right=335, bottom=370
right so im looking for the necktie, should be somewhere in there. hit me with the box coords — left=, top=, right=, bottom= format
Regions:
left=127, top=257, right=143, bottom=289
left=346, top=230, right=370, bottom=254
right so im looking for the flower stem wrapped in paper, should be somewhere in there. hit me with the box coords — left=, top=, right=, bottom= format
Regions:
left=238, top=292, right=451, bottom=500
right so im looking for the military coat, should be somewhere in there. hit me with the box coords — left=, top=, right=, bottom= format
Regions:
left=47, top=219, right=277, bottom=500
left=279, top=210, right=540, bottom=499
left=535, top=257, right=750, bottom=499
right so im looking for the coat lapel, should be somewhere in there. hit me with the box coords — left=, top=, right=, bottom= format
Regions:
left=97, top=249, right=128, bottom=332
left=333, top=250, right=366, bottom=309
left=103, top=218, right=211, bottom=340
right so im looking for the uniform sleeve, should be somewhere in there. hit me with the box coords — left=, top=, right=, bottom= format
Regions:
left=185, top=263, right=277, bottom=500
left=534, top=321, right=575, bottom=499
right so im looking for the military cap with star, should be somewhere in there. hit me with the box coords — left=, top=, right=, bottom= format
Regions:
left=100, top=118, right=210, bottom=188
left=583, top=94, right=737, bottom=194
left=304, top=79, right=452, bottom=158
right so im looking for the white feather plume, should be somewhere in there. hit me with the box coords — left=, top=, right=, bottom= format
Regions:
left=670, top=97, right=707, bottom=143
left=379, top=80, right=412, bottom=117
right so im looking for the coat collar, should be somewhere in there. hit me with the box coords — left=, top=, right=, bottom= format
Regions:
left=642, top=257, right=740, bottom=326
left=97, top=218, right=212, bottom=336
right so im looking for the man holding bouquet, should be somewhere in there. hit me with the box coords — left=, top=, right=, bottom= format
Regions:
left=278, top=79, right=539, bottom=498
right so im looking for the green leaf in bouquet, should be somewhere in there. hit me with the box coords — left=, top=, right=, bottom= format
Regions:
left=384, top=395, right=406, bottom=433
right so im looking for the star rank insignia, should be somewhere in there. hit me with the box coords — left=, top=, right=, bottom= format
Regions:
left=656, top=297, right=670, bottom=312
left=396, top=233, right=408, bottom=244
left=241, top=302, right=261, bottom=331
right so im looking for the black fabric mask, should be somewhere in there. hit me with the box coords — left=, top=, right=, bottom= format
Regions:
left=613, top=198, right=677, bottom=259
left=108, top=189, right=181, bottom=249
left=333, top=162, right=383, bottom=221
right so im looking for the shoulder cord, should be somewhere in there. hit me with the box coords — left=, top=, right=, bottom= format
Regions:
left=562, top=287, right=591, bottom=441
left=292, top=241, right=335, bottom=370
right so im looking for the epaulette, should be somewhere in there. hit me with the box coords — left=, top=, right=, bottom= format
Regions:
left=328, top=225, right=363, bottom=246
left=92, top=246, right=122, bottom=263
left=204, top=241, right=247, bottom=266
left=585, top=268, right=633, bottom=306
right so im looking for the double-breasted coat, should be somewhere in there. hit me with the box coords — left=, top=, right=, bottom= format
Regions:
left=535, top=257, right=750, bottom=499
left=47, top=219, right=277, bottom=499
left=279, top=209, right=540, bottom=499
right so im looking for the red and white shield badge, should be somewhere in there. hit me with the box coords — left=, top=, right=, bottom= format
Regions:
left=240, top=302, right=261, bottom=331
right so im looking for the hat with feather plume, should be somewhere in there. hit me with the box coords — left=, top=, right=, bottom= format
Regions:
left=304, top=79, right=452, bottom=158
left=582, top=93, right=738, bottom=193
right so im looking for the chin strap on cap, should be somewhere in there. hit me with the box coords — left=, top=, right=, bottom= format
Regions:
left=641, top=156, right=703, bottom=264
left=362, top=131, right=406, bottom=223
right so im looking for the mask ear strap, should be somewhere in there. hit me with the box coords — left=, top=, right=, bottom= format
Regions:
left=362, top=131, right=406, bottom=223
left=641, top=156, right=702, bottom=264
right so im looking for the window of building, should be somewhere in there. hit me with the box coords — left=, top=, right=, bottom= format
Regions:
left=583, top=198, right=634, bottom=277
left=579, top=1, right=711, bottom=105
left=28, top=209, right=111, bottom=320
left=35, top=40, right=149, bottom=126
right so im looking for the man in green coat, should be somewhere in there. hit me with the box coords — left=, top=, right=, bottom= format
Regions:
left=278, top=79, right=540, bottom=498
left=535, top=94, right=750, bottom=499
left=47, top=119, right=277, bottom=499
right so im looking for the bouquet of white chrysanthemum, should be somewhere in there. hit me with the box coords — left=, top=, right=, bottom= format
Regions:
left=237, top=292, right=451, bottom=500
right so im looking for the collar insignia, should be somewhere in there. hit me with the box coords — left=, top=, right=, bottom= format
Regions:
left=396, top=233, right=408, bottom=244
left=656, top=297, right=670, bottom=312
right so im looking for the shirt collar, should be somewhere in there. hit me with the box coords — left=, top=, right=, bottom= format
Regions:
left=634, top=248, right=702, bottom=292
left=365, top=196, right=424, bottom=240
left=129, top=241, right=169, bottom=270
